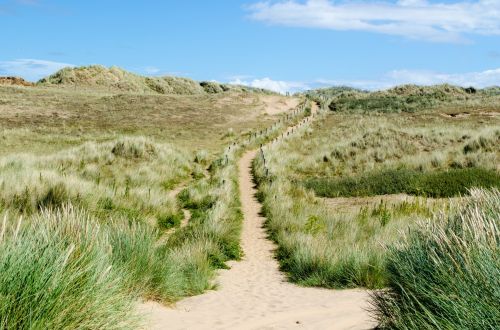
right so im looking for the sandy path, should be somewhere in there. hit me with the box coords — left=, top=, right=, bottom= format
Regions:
left=141, top=163, right=374, bottom=329
left=140, top=103, right=375, bottom=329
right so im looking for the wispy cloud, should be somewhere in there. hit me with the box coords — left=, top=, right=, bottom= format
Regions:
left=143, top=66, right=162, bottom=75
left=248, top=0, right=500, bottom=42
left=0, top=59, right=74, bottom=81
left=230, top=77, right=309, bottom=94
left=316, top=68, right=500, bottom=90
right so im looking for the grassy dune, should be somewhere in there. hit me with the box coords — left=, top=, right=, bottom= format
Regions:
left=0, top=71, right=307, bottom=328
left=0, top=75, right=498, bottom=329
left=253, top=94, right=499, bottom=289
left=0, top=84, right=281, bottom=155
left=306, top=84, right=500, bottom=114
left=38, top=65, right=274, bottom=95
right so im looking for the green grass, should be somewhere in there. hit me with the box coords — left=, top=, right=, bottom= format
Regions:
left=38, top=65, right=276, bottom=96
left=252, top=105, right=499, bottom=290
left=0, top=74, right=308, bottom=328
left=0, top=206, right=138, bottom=329
left=0, top=137, right=190, bottom=226
left=304, top=168, right=500, bottom=198
left=0, top=203, right=221, bottom=328
left=371, top=188, right=500, bottom=329
left=0, top=83, right=290, bottom=155
left=304, top=84, right=500, bottom=114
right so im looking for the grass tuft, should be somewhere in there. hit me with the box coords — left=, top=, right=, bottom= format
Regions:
left=371, top=188, right=500, bottom=329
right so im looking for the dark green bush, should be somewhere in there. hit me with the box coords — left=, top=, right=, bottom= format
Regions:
left=305, top=168, right=500, bottom=198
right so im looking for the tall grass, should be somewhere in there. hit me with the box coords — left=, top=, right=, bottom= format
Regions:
left=254, top=161, right=439, bottom=288
left=251, top=107, right=498, bottom=289
left=0, top=137, right=191, bottom=225
left=0, top=206, right=137, bottom=329
left=0, top=79, right=307, bottom=327
left=252, top=109, right=401, bottom=288
left=0, top=203, right=222, bottom=328
left=371, top=188, right=500, bottom=329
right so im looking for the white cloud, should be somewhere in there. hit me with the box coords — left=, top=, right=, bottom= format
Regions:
left=230, top=68, right=500, bottom=93
left=230, top=77, right=309, bottom=94
left=248, top=0, right=500, bottom=42
left=143, top=66, right=161, bottom=75
left=0, top=59, right=74, bottom=81
left=315, top=68, right=500, bottom=90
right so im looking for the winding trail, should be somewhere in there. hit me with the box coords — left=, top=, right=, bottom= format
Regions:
left=140, top=106, right=375, bottom=329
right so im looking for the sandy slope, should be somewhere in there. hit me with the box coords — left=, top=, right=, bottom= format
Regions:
left=260, top=95, right=301, bottom=115
left=139, top=147, right=375, bottom=329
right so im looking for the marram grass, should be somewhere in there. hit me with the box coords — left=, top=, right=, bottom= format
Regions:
left=371, top=188, right=500, bottom=329
left=0, top=206, right=138, bottom=329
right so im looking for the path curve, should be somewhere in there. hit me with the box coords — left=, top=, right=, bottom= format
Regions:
left=140, top=104, right=375, bottom=329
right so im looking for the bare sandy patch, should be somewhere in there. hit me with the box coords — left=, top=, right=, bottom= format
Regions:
left=259, top=95, right=301, bottom=115
left=323, top=194, right=456, bottom=214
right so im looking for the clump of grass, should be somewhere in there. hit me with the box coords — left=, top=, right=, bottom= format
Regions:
left=463, top=133, right=499, bottom=154
left=106, top=220, right=213, bottom=302
left=0, top=202, right=221, bottom=329
left=304, top=168, right=500, bottom=198
left=156, top=212, right=184, bottom=230
left=111, top=137, right=157, bottom=158
left=194, top=149, right=209, bottom=166
left=0, top=206, right=137, bottom=329
left=371, top=188, right=500, bottom=329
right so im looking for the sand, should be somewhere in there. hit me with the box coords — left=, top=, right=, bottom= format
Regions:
left=139, top=104, right=375, bottom=330
left=259, top=95, right=301, bottom=115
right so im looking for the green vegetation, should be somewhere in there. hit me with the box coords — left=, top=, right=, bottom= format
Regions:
left=254, top=156, right=442, bottom=288
left=253, top=99, right=499, bottom=290
left=1, top=72, right=498, bottom=329
left=305, top=168, right=500, bottom=198
left=38, top=65, right=274, bottom=95
left=303, top=84, right=500, bottom=114
left=0, top=71, right=307, bottom=328
left=0, top=207, right=136, bottom=329
left=0, top=137, right=190, bottom=224
left=372, top=188, right=500, bottom=329
left=0, top=92, right=277, bottom=156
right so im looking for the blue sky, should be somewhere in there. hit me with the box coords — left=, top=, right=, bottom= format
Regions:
left=1, top=0, right=499, bottom=92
